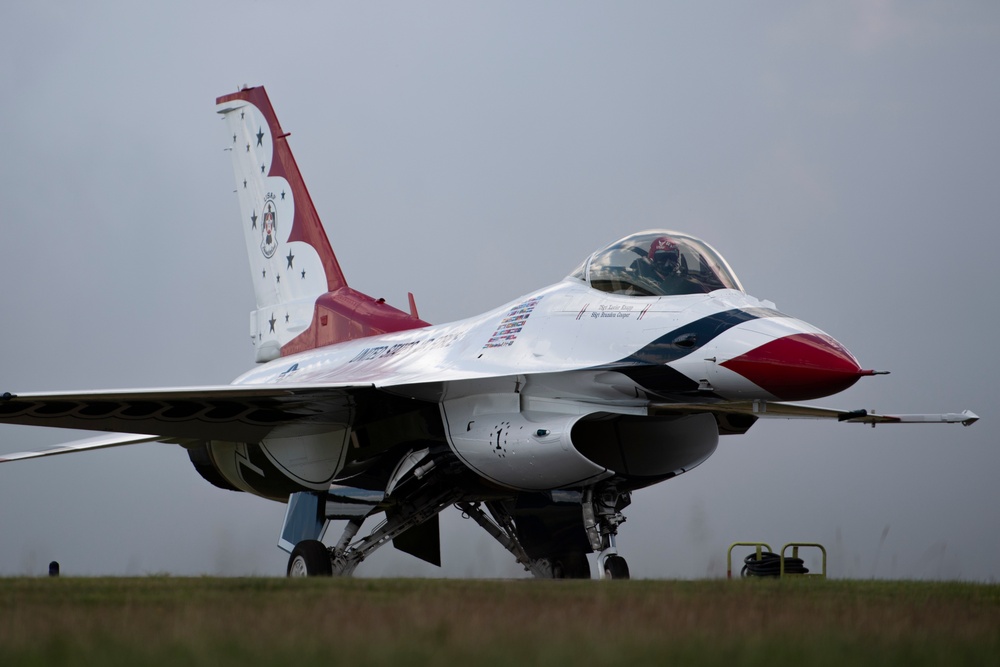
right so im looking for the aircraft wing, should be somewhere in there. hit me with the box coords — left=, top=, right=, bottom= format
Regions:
left=0, top=384, right=372, bottom=456
left=0, top=432, right=175, bottom=462
left=650, top=400, right=979, bottom=426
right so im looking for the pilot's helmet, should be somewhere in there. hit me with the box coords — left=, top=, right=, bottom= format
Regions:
left=648, top=236, right=679, bottom=272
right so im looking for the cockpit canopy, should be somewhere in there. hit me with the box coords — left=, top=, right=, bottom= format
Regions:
left=570, top=230, right=744, bottom=297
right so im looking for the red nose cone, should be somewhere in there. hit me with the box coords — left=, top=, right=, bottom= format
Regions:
left=721, top=333, right=870, bottom=401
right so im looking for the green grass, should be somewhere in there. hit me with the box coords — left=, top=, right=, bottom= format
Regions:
left=0, top=577, right=996, bottom=666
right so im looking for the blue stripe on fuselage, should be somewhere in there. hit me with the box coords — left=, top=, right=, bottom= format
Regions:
left=590, top=307, right=785, bottom=398
left=620, top=307, right=785, bottom=366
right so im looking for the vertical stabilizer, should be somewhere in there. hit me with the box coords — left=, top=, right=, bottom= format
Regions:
left=216, top=87, right=428, bottom=361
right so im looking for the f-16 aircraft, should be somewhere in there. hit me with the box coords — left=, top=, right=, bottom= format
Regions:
left=0, top=86, right=978, bottom=579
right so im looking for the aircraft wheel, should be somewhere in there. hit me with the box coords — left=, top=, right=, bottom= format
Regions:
left=552, top=551, right=592, bottom=579
left=287, top=540, right=333, bottom=577
left=603, top=555, right=630, bottom=580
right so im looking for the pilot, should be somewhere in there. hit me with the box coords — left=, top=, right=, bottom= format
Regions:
left=627, top=235, right=690, bottom=295
left=647, top=236, right=681, bottom=277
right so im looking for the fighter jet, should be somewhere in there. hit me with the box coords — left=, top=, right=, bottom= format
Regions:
left=0, top=86, right=978, bottom=579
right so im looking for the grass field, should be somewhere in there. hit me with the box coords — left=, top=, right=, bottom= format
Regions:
left=1, top=577, right=996, bottom=666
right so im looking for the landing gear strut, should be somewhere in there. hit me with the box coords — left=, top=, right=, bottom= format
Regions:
left=285, top=486, right=463, bottom=577
left=583, top=485, right=632, bottom=579
left=457, top=485, right=633, bottom=580
left=456, top=500, right=557, bottom=578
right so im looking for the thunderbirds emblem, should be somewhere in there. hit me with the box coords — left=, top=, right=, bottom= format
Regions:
left=261, top=194, right=278, bottom=258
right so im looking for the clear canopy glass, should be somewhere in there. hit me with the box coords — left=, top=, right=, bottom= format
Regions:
left=570, top=230, right=744, bottom=297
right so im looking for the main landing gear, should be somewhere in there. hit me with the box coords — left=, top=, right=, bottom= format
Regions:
left=285, top=485, right=464, bottom=577
left=287, top=539, right=332, bottom=577
left=456, top=500, right=560, bottom=579
left=458, top=484, right=633, bottom=580
left=283, top=482, right=634, bottom=579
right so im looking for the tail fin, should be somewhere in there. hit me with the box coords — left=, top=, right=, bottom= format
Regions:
left=216, top=87, right=427, bottom=362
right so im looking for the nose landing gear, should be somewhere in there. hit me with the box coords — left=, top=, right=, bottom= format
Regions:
left=602, top=554, right=630, bottom=580
left=584, top=485, right=632, bottom=580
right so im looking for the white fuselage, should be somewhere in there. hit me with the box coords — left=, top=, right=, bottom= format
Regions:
left=234, top=278, right=825, bottom=403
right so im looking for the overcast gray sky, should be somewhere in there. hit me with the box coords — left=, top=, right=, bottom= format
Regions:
left=1, top=1, right=996, bottom=580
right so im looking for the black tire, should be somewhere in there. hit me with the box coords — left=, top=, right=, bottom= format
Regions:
left=603, top=555, right=630, bottom=580
left=287, top=540, right=333, bottom=577
left=552, top=551, right=592, bottom=579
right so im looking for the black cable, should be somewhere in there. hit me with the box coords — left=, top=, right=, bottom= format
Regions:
left=741, top=551, right=809, bottom=577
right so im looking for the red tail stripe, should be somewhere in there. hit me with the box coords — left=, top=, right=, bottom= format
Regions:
left=216, top=87, right=347, bottom=293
